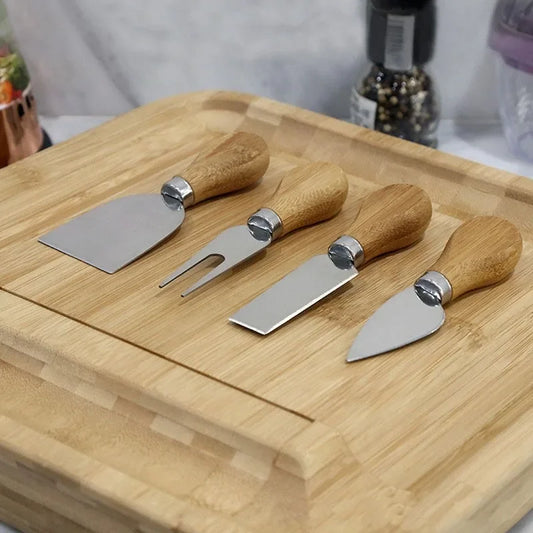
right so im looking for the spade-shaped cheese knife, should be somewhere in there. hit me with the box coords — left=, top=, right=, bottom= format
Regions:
left=347, top=216, right=523, bottom=362
left=159, top=162, right=349, bottom=295
left=39, top=132, right=270, bottom=273
left=230, top=183, right=433, bottom=334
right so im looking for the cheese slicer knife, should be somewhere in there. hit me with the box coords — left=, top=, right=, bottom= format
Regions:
left=347, top=216, right=522, bottom=362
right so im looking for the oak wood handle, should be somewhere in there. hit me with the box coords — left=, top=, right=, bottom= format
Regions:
left=348, top=184, right=432, bottom=263
left=265, top=162, right=348, bottom=236
left=430, top=216, right=522, bottom=301
left=182, top=132, right=270, bottom=203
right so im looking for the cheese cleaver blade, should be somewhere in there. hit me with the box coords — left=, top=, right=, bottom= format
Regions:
left=230, top=184, right=433, bottom=334
left=347, top=216, right=523, bottom=362
left=39, top=132, right=269, bottom=273
left=230, top=253, right=358, bottom=334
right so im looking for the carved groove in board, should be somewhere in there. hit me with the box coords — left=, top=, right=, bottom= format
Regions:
left=0, top=287, right=314, bottom=423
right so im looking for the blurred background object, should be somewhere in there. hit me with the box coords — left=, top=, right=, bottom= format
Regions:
left=489, top=0, right=533, bottom=161
left=350, top=0, right=439, bottom=146
left=0, top=1, right=49, bottom=168
left=1, top=0, right=532, bottom=177
left=2, top=0, right=497, bottom=119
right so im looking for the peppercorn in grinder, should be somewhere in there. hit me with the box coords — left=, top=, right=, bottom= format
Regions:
left=350, top=0, right=439, bottom=147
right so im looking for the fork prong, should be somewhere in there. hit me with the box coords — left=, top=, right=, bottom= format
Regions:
left=181, top=259, right=237, bottom=296
left=159, top=246, right=225, bottom=288
left=161, top=224, right=270, bottom=294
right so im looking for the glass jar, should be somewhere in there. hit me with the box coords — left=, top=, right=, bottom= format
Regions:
left=352, top=63, right=439, bottom=147
left=350, top=0, right=440, bottom=147
left=489, top=0, right=533, bottom=161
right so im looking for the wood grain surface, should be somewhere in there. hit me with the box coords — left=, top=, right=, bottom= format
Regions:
left=265, top=161, right=348, bottom=236
left=431, top=216, right=523, bottom=301
left=0, top=90, right=531, bottom=533
left=349, top=183, right=432, bottom=262
left=181, top=131, right=270, bottom=203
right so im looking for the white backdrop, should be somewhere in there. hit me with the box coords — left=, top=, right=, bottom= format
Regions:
left=5, top=0, right=499, bottom=120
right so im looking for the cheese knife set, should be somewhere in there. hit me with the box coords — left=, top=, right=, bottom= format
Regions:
left=38, top=132, right=523, bottom=362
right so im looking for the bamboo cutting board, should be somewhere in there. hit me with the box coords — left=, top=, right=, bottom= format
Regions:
left=0, top=91, right=531, bottom=533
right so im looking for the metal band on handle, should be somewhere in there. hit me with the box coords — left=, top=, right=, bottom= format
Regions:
left=328, top=235, right=365, bottom=270
left=414, top=270, right=452, bottom=306
left=161, top=176, right=195, bottom=208
left=247, top=208, right=283, bottom=242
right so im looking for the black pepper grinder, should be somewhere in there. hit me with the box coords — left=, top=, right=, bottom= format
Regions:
left=350, top=0, right=439, bottom=147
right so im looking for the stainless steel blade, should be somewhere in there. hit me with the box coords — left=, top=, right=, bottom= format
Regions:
left=347, top=286, right=445, bottom=362
left=229, top=254, right=358, bottom=335
left=39, top=194, right=184, bottom=273
left=159, top=225, right=271, bottom=295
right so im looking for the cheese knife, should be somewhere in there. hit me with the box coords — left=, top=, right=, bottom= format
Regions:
left=39, top=132, right=270, bottom=273
left=159, top=162, right=349, bottom=295
left=230, top=183, right=432, bottom=334
left=347, top=216, right=522, bottom=362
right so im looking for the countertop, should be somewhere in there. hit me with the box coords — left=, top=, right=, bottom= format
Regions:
left=0, top=115, right=530, bottom=533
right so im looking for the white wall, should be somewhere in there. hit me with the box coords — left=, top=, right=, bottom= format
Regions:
left=4, top=0, right=499, bottom=120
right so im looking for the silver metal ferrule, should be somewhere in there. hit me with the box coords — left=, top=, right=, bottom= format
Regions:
left=160, top=176, right=195, bottom=208
left=327, top=235, right=365, bottom=270
left=247, top=208, right=283, bottom=242
left=414, top=270, right=452, bottom=306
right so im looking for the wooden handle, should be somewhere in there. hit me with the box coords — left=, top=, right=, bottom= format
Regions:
left=264, top=162, right=348, bottom=236
left=182, top=132, right=270, bottom=203
left=348, top=184, right=432, bottom=263
left=430, top=216, right=522, bottom=301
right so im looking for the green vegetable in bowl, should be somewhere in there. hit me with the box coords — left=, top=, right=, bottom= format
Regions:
left=0, top=53, right=30, bottom=91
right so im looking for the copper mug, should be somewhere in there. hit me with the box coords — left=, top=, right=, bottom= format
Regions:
left=0, top=89, right=44, bottom=167
left=0, top=2, right=48, bottom=168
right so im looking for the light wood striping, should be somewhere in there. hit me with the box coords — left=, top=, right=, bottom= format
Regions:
left=265, top=161, right=348, bottom=235
left=431, top=216, right=523, bottom=300
left=179, top=131, right=270, bottom=204
left=0, top=91, right=531, bottom=532
left=348, top=183, right=432, bottom=262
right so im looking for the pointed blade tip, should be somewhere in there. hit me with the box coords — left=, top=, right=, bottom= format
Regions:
left=346, top=333, right=389, bottom=363
left=346, top=350, right=378, bottom=363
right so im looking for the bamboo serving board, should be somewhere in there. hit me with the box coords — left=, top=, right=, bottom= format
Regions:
left=0, top=91, right=532, bottom=533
